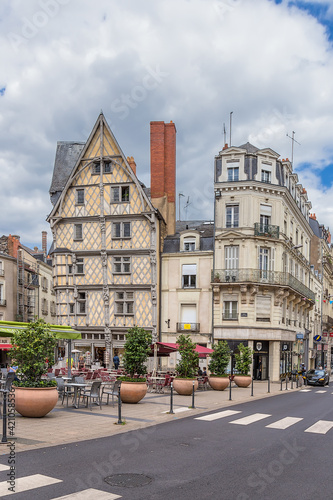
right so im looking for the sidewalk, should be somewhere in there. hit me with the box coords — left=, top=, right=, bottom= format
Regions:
left=0, top=380, right=303, bottom=455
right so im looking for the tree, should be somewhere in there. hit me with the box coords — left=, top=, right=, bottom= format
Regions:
left=10, top=318, right=58, bottom=387
left=176, top=334, right=199, bottom=379
left=209, top=340, right=230, bottom=376
left=123, top=326, right=152, bottom=378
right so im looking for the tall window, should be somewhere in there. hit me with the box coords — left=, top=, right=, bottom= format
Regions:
left=184, top=238, right=196, bottom=251
left=111, top=186, right=130, bottom=203
left=76, top=258, right=84, bottom=274
left=113, top=222, right=131, bottom=238
left=223, top=301, right=238, bottom=320
left=260, top=204, right=272, bottom=232
left=226, top=205, right=239, bottom=228
left=261, top=169, right=271, bottom=183
left=227, top=162, right=239, bottom=181
left=0, top=260, right=3, bottom=276
left=115, top=291, right=134, bottom=315
left=0, top=284, right=4, bottom=305
left=74, top=224, right=83, bottom=240
left=259, top=247, right=274, bottom=279
left=182, top=264, right=196, bottom=288
left=93, top=162, right=100, bottom=174
left=104, top=161, right=111, bottom=173
left=256, top=295, right=271, bottom=322
left=225, top=246, right=239, bottom=269
left=113, top=256, right=131, bottom=274
left=77, top=292, right=86, bottom=314
left=76, top=189, right=84, bottom=205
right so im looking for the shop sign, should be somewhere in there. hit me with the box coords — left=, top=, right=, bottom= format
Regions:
left=296, top=333, right=304, bottom=340
left=241, top=313, right=248, bottom=317
left=324, top=344, right=328, bottom=351
left=256, top=342, right=262, bottom=351
left=282, top=343, right=289, bottom=351
left=184, top=324, right=191, bottom=330
left=330, top=333, right=333, bottom=338
left=322, top=332, right=328, bottom=337
left=317, top=344, right=322, bottom=351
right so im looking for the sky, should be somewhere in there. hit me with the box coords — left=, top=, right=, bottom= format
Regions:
left=1, top=0, right=333, bottom=250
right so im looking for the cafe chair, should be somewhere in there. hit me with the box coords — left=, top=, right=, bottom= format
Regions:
left=82, top=381, right=102, bottom=410
left=102, top=380, right=121, bottom=407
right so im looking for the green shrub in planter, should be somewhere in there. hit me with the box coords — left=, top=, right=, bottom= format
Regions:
left=209, top=340, right=230, bottom=376
left=176, top=334, right=199, bottom=379
left=234, top=343, right=253, bottom=376
left=10, top=318, right=57, bottom=388
left=122, top=326, right=152, bottom=380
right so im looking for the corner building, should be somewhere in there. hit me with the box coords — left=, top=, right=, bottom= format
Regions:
left=213, top=143, right=315, bottom=382
left=47, top=113, right=174, bottom=367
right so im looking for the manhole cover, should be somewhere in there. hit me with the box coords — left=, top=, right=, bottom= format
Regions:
left=104, top=473, right=152, bottom=488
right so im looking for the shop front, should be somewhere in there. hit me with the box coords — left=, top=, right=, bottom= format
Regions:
left=253, top=341, right=269, bottom=380
left=280, top=341, right=292, bottom=378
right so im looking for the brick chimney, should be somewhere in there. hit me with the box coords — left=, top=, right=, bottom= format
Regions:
left=150, top=121, right=176, bottom=235
left=42, top=231, right=47, bottom=256
left=8, top=235, right=21, bottom=258
left=127, top=156, right=137, bottom=176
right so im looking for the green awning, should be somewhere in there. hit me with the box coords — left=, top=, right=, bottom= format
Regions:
left=0, top=321, right=81, bottom=340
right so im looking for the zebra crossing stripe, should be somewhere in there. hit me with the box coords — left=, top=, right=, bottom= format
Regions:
left=195, top=410, right=241, bottom=421
left=300, top=389, right=312, bottom=392
left=162, top=407, right=191, bottom=414
left=0, top=474, right=62, bottom=496
left=266, top=417, right=303, bottom=429
left=315, top=390, right=326, bottom=394
left=51, top=489, right=122, bottom=499
left=0, top=465, right=10, bottom=472
left=230, top=413, right=271, bottom=425
left=304, top=420, right=333, bottom=434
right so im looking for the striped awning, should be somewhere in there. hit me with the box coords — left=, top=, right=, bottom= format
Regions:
left=0, top=321, right=81, bottom=340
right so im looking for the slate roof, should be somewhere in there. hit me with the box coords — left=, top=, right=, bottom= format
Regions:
left=49, top=141, right=85, bottom=205
left=238, top=142, right=259, bottom=154
left=163, top=221, right=214, bottom=253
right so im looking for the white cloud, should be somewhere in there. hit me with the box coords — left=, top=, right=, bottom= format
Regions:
left=1, top=0, right=333, bottom=246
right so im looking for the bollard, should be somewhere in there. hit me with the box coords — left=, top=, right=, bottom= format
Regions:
left=285, top=376, right=288, bottom=391
left=116, top=384, right=123, bottom=424
left=169, top=382, right=174, bottom=414
left=291, top=376, right=293, bottom=390
left=229, top=377, right=232, bottom=401
left=296, top=375, right=298, bottom=389
left=251, top=377, right=254, bottom=397
left=190, top=381, right=195, bottom=409
left=280, top=378, right=283, bottom=391
left=1, top=391, right=7, bottom=443
left=268, top=376, right=270, bottom=393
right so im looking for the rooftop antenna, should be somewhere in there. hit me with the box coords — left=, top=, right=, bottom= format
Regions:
left=286, top=131, right=301, bottom=165
left=178, top=192, right=185, bottom=221
left=184, top=196, right=192, bottom=221
left=229, top=111, right=233, bottom=146
left=223, top=123, right=226, bottom=145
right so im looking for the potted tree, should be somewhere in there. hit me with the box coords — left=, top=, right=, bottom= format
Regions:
left=120, top=326, right=152, bottom=403
left=208, top=340, right=230, bottom=390
left=10, top=319, right=59, bottom=417
left=234, top=343, right=253, bottom=387
left=173, top=334, right=199, bottom=395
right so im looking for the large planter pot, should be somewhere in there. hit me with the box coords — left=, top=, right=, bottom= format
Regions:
left=120, top=381, right=147, bottom=404
left=173, top=378, right=198, bottom=395
left=14, top=387, right=58, bottom=418
left=234, top=375, right=252, bottom=388
left=208, top=376, right=230, bottom=391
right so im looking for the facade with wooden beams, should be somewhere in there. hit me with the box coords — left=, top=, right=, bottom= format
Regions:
left=47, top=113, right=173, bottom=367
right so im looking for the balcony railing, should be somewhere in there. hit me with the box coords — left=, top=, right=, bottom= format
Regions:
left=0, top=270, right=4, bottom=277
left=254, top=223, right=280, bottom=239
left=212, top=268, right=315, bottom=302
left=322, top=315, right=333, bottom=327
left=176, top=323, right=200, bottom=333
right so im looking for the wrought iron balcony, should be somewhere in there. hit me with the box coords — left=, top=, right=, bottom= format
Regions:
left=212, top=268, right=315, bottom=302
left=176, top=323, right=200, bottom=333
left=222, top=313, right=238, bottom=321
left=254, top=223, right=280, bottom=239
left=322, top=315, right=333, bottom=327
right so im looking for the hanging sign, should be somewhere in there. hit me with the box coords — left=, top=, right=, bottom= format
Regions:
left=313, top=335, right=322, bottom=342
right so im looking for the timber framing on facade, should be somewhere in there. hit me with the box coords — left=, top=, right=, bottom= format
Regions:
left=48, top=112, right=164, bottom=367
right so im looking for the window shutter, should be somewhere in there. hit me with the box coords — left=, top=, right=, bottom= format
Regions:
left=182, top=264, right=196, bottom=275
left=256, top=295, right=271, bottom=320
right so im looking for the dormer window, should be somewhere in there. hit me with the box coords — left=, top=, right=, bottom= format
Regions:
left=227, top=162, right=239, bottom=181
left=184, top=238, right=196, bottom=251
left=261, top=162, right=272, bottom=183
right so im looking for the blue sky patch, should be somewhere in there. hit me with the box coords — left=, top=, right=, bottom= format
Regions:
left=0, top=87, right=5, bottom=96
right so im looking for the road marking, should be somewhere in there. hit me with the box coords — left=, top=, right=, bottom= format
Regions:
left=315, top=390, right=326, bottom=393
left=266, top=417, right=303, bottom=429
left=51, top=489, right=122, bottom=499
left=162, top=407, right=191, bottom=414
left=300, top=389, right=312, bottom=392
left=230, top=413, right=271, bottom=425
left=195, top=410, right=241, bottom=421
left=0, top=464, right=10, bottom=471
left=0, top=474, right=62, bottom=496
left=305, top=420, right=333, bottom=434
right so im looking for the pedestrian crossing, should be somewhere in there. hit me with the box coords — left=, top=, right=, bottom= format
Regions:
left=0, top=466, right=122, bottom=499
left=195, top=409, right=333, bottom=434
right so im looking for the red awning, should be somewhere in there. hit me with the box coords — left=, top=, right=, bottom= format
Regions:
left=151, top=342, right=213, bottom=358
left=0, top=344, right=12, bottom=350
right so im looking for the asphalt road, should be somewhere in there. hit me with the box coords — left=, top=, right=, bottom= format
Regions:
left=0, top=386, right=332, bottom=500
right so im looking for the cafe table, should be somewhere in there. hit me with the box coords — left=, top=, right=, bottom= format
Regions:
left=65, top=382, right=89, bottom=408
